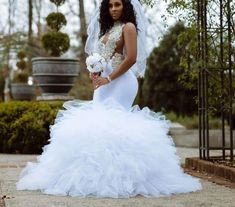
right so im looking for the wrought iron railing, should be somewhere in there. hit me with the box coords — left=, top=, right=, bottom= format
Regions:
left=197, top=0, right=234, bottom=161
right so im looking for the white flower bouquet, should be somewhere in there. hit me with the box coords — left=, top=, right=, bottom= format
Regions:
left=86, top=53, right=106, bottom=75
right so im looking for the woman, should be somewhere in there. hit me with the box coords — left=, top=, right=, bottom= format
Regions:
left=91, top=0, right=139, bottom=110
left=16, top=0, right=202, bottom=198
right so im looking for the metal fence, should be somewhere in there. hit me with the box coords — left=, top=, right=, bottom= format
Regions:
left=197, top=0, right=234, bottom=161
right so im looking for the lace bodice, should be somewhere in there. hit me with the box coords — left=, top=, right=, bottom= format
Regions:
left=97, top=22, right=125, bottom=70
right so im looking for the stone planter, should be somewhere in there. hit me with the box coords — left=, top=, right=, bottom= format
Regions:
left=32, top=57, right=79, bottom=100
left=11, top=83, right=36, bottom=101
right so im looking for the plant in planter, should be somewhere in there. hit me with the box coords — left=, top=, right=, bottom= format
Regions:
left=11, top=51, right=36, bottom=101
left=32, top=0, right=79, bottom=100
left=13, top=51, right=29, bottom=83
left=42, top=0, right=70, bottom=56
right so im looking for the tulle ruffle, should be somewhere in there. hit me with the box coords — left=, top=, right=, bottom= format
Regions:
left=16, top=99, right=202, bottom=198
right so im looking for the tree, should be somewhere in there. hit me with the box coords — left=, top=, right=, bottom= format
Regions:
left=0, top=64, right=5, bottom=101
left=1, top=0, right=17, bottom=101
left=141, top=22, right=198, bottom=116
left=34, top=0, right=42, bottom=39
left=163, top=0, right=235, bottom=117
left=42, top=0, right=70, bottom=57
left=28, top=0, right=33, bottom=40
left=79, top=0, right=87, bottom=70
left=27, top=0, right=33, bottom=73
left=13, top=51, right=29, bottom=83
left=67, top=0, right=93, bottom=100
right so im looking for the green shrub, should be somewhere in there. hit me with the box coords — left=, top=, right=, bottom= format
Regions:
left=0, top=101, right=63, bottom=154
left=16, top=60, right=27, bottom=70
left=42, top=32, right=70, bottom=57
left=13, top=51, right=29, bottom=83
left=17, top=51, right=26, bottom=59
left=46, top=12, right=67, bottom=31
left=13, top=71, right=29, bottom=83
left=50, top=0, right=65, bottom=7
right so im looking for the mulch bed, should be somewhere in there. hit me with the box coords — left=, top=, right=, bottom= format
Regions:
left=183, top=156, right=235, bottom=189
left=210, top=156, right=235, bottom=168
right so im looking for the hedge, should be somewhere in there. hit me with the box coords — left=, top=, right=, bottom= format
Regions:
left=0, top=101, right=63, bottom=154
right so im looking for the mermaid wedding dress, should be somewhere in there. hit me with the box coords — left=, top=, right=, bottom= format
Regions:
left=16, top=22, right=202, bottom=198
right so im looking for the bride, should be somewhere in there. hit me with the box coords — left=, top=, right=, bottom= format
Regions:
left=16, top=0, right=202, bottom=198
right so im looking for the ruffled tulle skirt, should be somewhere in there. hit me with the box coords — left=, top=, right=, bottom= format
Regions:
left=16, top=99, right=202, bottom=198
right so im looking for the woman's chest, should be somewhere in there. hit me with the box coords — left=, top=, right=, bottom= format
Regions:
left=98, top=23, right=125, bottom=59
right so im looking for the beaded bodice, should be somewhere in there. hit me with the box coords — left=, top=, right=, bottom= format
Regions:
left=98, top=22, right=125, bottom=70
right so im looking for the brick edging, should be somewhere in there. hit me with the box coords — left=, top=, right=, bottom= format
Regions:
left=185, top=157, right=235, bottom=182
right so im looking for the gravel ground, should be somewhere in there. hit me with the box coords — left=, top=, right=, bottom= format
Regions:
left=0, top=147, right=234, bottom=207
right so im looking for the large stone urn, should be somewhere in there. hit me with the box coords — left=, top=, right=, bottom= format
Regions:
left=32, top=57, right=79, bottom=101
left=11, top=83, right=36, bottom=101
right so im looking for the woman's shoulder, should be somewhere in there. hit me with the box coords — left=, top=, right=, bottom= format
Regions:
left=122, top=22, right=137, bottom=32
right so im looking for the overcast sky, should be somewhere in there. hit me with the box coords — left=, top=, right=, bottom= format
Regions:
left=0, top=0, right=176, bottom=62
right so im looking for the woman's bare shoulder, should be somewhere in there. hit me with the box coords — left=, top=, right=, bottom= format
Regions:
left=123, top=22, right=137, bottom=32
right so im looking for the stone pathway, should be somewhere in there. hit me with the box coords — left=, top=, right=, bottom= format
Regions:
left=0, top=147, right=234, bottom=207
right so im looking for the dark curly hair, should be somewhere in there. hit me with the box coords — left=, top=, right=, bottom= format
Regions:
left=99, top=0, right=138, bottom=38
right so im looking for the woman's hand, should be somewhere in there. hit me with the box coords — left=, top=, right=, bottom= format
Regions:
left=89, top=72, right=100, bottom=80
left=93, top=76, right=109, bottom=89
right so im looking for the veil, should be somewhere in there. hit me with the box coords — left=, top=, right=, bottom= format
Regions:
left=85, top=0, right=148, bottom=78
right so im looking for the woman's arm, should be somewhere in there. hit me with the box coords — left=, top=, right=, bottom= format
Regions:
left=108, top=22, right=137, bottom=80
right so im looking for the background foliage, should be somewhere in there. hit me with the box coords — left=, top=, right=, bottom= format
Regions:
left=161, top=0, right=235, bottom=118
left=0, top=101, right=63, bottom=154
left=139, top=22, right=198, bottom=116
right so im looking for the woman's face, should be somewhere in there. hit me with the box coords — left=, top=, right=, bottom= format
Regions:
left=108, top=0, right=124, bottom=21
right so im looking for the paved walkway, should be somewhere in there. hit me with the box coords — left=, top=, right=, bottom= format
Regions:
left=0, top=147, right=235, bottom=207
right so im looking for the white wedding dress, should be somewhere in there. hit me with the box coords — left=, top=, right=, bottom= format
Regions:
left=16, top=22, right=202, bottom=198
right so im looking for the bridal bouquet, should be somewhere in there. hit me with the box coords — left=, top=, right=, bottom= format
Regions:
left=86, top=53, right=106, bottom=75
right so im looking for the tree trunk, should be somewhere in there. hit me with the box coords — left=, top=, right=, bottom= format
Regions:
left=6, top=0, right=14, bottom=66
left=34, top=0, right=42, bottom=39
left=28, top=0, right=33, bottom=40
left=4, top=0, right=15, bottom=101
left=28, top=0, right=33, bottom=74
left=79, top=0, right=87, bottom=71
left=70, top=0, right=93, bottom=100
